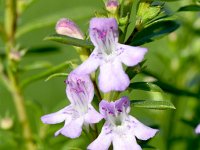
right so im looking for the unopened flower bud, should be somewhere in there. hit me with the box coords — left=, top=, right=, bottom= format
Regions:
left=105, top=0, right=119, bottom=14
left=56, top=18, right=84, bottom=39
left=0, top=117, right=13, bottom=130
left=9, top=50, right=21, bottom=62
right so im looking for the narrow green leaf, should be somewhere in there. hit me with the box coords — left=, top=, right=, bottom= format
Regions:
left=27, top=46, right=61, bottom=54
left=45, top=73, right=68, bottom=82
left=129, top=82, right=163, bottom=92
left=124, top=0, right=140, bottom=42
left=19, top=61, right=52, bottom=71
left=20, top=61, right=72, bottom=88
left=131, top=100, right=175, bottom=110
left=178, top=5, right=200, bottom=12
left=143, top=70, right=200, bottom=98
left=44, top=34, right=94, bottom=49
left=131, top=20, right=180, bottom=46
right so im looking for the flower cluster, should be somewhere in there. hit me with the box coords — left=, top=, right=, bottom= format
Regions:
left=41, top=17, right=158, bottom=149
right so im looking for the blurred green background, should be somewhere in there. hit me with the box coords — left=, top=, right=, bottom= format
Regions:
left=0, top=0, right=200, bottom=150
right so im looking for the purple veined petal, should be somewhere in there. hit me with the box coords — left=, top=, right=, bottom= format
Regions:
left=59, top=117, right=84, bottom=138
left=99, top=100, right=115, bottom=117
left=73, top=48, right=101, bottom=75
left=117, top=43, right=147, bottom=66
left=41, top=106, right=71, bottom=124
left=112, top=133, right=142, bottom=150
left=98, top=60, right=130, bottom=93
left=87, top=123, right=112, bottom=150
left=84, top=104, right=103, bottom=124
left=89, top=18, right=118, bottom=47
left=115, top=97, right=130, bottom=113
left=130, top=116, right=159, bottom=140
left=66, top=73, right=94, bottom=104
left=195, top=124, right=200, bottom=134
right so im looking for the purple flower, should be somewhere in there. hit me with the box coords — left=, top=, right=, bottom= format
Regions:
left=195, top=124, right=200, bottom=134
left=88, top=97, right=158, bottom=150
left=56, top=18, right=84, bottom=39
left=74, top=18, right=147, bottom=93
left=41, top=73, right=102, bottom=138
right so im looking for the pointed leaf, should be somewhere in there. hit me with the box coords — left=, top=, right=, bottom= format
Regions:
left=19, top=61, right=52, bottom=71
left=44, top=34, right=94, bottom=49
left=20, top=61, right=73, bottom=88
left=129, top=82, right=163, bottom=92
left=27, top=46, right=61, bottom=54
left=131, top=100, right=175, bottom=110
left=178, top=5, right=200, bottom=12
left=124, top=0, right=140, bottom=42
left=131, top=20, right=180, bottom=46
left=45, top=73, right=68, bottom=82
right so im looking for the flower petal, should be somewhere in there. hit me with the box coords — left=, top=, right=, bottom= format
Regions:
left=115, top=97, right=130, bottom=113
left=117, top=44, right=147, bottom=66
left=195, top=124, right=200, bottom=134
left=66, top=73, right=94, bottom=103
left=98, top=60, right=130, bottom=93
left=59, top=117, right=84, bottom=138
left=87, top=123, right=112, bottom=150
left=41, top=106, right=71, bottom=124
left=130, top=116, right=158, bottom=140
left=99, top=100, right=115, bottom=117
left=89, top=18, right=118, bottom=47
left=84, top=105, right=103, bottom=124
left=112, top=133, right=142, bottom=150
left=73, top=48, right=101, bottom=75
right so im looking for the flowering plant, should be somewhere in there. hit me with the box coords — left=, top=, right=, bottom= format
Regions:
left=1, top=0, right=200, bottom=150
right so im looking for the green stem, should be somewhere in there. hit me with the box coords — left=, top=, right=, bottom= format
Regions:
left=5, top=0, right=16, bottom=45
left=93, top=79, right=102, bottom=101
left=4, top=1, right=36, bottom=150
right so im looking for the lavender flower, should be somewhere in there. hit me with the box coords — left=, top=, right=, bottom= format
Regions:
left=74, top=18, right=147, bottom=93
left=88, top=97, right=158, bottom=150
left=41, top=73, right=102, bottom=138
left=195, top=124, right=200, bottom=134
left=56, top=18, right=84, bottom=39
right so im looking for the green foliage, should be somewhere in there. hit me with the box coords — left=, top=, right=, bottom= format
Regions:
left=131, top=99, right=175, bottom=110
left=44, top=34, right=94, bottom=49
left=20, top=61, right=72, bottom=88
left=129, top=82, right=163, bottom=92
left=178, top=5, right=200, bottom=12
left=45, top=72, right=68, bottom=82
left=1, top=0, right=200, bottom=150
left=130, top=20, right=180, bottom=46
left=124, top=0, right=140, bottom=42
